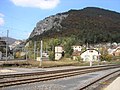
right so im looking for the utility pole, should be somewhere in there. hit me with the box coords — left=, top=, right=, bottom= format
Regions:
left=37, top=48, right=39, bottom=57
left=6, top=30, right=9, bottom=61
left=86, top=42, right=92, bottom=66
left=40, top=40, right=43, bottom=67
left=25, top=48, right=27, bottom=60
left=34, top=41, right=36, bottom=60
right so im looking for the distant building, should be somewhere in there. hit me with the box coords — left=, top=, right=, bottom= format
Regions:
left=42, top=52, right=49, bottom=58
left=72, top=45, right=82, bottom=52
left=113, top=46, right=120, bottom=56
left=108, top=46, right=120, bottom=56
left=42, top=52, right=49, bottom=60
left=72, top=51, right=81, bottom=60
left=72, top=45, right=82, bottom=60
left=81, top=49, right=100, bottom=61
left=55, top=46, right=64, bottom=60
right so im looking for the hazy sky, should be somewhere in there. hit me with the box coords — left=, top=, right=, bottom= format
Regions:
left=0, top=0, right=120, bottom=40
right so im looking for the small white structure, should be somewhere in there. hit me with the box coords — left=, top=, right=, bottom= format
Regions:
left=55, top=46, right=63, bottom=60
left=0, top=51, right=2, bottom=60
left=72, top=45, right=82, bottom=52
left=81, top=49, right=100, bottom=61
left=36, top=57, right=40, bottom=61
left=42, top=52, right=49, bottom=58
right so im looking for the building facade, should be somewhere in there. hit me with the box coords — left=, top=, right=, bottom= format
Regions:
left=55, top=46, right=64, bottom=60
left=72, top=45, right=82, bottom=52
left=81, top=49, right=100, bottom=61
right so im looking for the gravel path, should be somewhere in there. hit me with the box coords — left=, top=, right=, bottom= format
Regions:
left=2, top=68, right=120, bottom=90
left=0, top=66, right=84, bottom=75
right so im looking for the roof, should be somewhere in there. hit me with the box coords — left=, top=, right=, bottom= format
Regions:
left=113, top=47, right=120, bottom=53
left=81, top=48, right=100, bottom=55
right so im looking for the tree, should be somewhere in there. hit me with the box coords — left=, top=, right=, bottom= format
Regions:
left=63, top=37, right=75, bottom=57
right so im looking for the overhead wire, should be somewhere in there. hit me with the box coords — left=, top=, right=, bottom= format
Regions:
left=0, top=14, right=38, bottom=39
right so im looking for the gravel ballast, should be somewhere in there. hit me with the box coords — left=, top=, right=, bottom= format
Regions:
left=2, top=68, right=120, bottom=90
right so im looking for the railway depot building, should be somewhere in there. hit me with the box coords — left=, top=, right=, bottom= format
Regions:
left=81, top=49, right=100, bottom=61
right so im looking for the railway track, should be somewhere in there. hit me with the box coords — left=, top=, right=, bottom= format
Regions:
left=79, top=69, right=120, bottom=90
left=0, top=64, right=120, bottom=88
left=0, top=64, right=118, bottom=78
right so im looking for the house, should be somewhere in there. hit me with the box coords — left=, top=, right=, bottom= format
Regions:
left=72, top=45, right=82, bottom=52
left=72, top=45, right=82, bottom=60
left=72, top=51, right=81, bottom=60
left=0, top=51, right=2, bottom=60
left=113, top=47, right=120, bottom=56
left=108, top=46, right=120, bottom=56
left=55, top=46, right=64, bottom=60
left=81, top=49, right=100, bottom=61
left=42, top=52, right=49, bottom=60
left=42, top=52, right=49, bottom=58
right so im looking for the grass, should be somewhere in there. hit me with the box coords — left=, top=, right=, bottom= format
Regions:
left=0, top=60, right=30, bottom=68
left=1, top=58, right=120, bottom=68
left=28, top=58, right=80, bottom=68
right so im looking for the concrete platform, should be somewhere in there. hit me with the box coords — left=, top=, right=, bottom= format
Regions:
left=105, top=76, right=120, bottom=90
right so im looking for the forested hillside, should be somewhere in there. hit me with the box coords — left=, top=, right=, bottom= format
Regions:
left=29, top=7, right=120, bottom=44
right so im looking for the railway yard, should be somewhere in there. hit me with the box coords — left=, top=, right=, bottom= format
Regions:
left=0, top=64, right=120, bottom=90
left=1, top=1, right=120, bottom=90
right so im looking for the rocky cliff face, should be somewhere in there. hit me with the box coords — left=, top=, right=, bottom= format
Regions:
left=29, top=7, right=120, bottom=43
left=29, top=14, right=68, bottom=38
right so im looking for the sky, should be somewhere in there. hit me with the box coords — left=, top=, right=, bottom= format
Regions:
left=0, top=0, right=120, bottom=40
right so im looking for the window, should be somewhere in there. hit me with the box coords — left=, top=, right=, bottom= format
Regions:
left=89, top=50, right=93, bottom=53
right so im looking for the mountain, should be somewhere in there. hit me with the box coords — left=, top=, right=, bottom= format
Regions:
left=1, top=37, right=17, bottom=45
left=29, top=7, right=120, bottom=44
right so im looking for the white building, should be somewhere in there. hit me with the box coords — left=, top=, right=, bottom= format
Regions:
left=81, top=49, right=100, bottom=61
left=42, top=52, right=49, bottom=58
left=0, top=51, right=2, bottom=60
left=55, top=46, right=64, bottom=60
left=72, top=45, right=82, bottom=52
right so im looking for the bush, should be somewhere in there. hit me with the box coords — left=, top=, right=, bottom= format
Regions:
left=49, top=51, right=55, bottom=61
left=65, top=53, right=71, bottom=58
left=15, top=52, right=21, bottom=58
left=76, top=56, right=83, bottom=63
left=100, top=54, right=113, bottom=62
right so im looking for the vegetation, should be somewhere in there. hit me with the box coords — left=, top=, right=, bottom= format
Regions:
left=1, top=57, right=120, bottom=68
left=27, top=37, right=76, bottom=59
left=49, top=51, right=55, bottom=60
left=12, top=7, right=120, bottom=63
left=30, top=7, right=120, bottom=44
left=0, top=37, right=6, bottom=53
left=100, top=54, right=113, bottom=62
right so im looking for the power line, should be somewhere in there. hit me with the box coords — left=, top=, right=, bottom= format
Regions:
left=0, top=26, right=32, bottom=32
